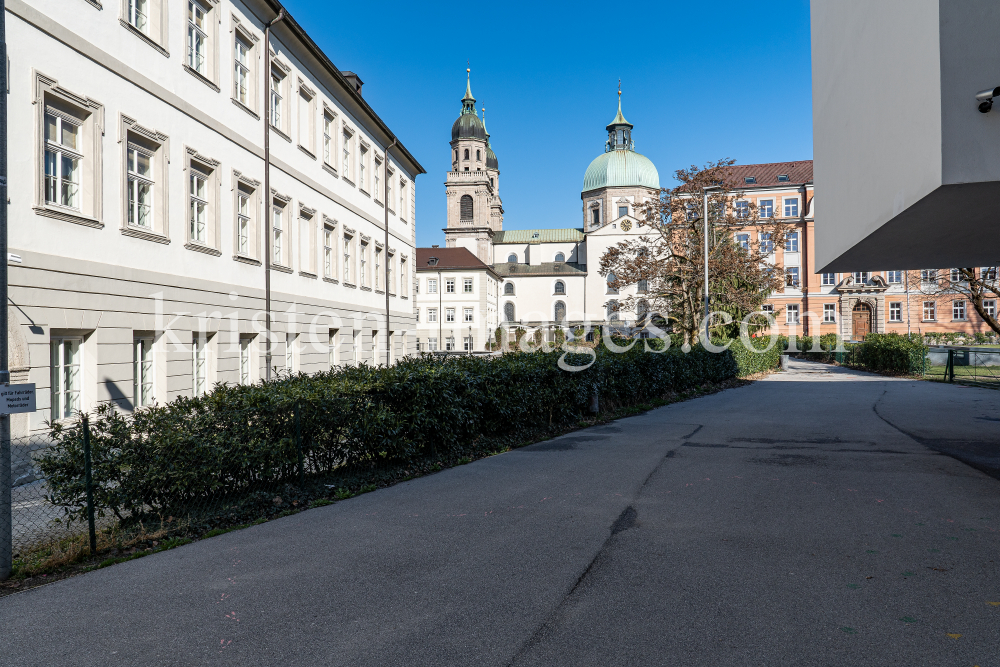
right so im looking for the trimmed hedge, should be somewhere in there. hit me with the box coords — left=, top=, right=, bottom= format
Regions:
left=845, top=333, right=928, bottom=375
left=39, top=338, right=779, bottom=524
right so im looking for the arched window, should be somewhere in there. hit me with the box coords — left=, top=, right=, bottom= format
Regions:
left=606, top=272, right=618, bottom=294
left=460, top=195, right=474, bottom=221
left=607, top=300, right=620, bottom=322
left=463, top=148, right=469, bottom=160
left=476, top=150, right=481, bottom=161
left=637, top=299, right=650, bottom=324
left=554, top=252, right=565, bottom=262
left=554, top=301, right=566, bottom=324
left=637, top=279, right=648, bottom=293
left=554, top=280, right=565, bottom=295
left=507, top=253, right=517, bottom=263
left=454, top=149, right=458, bottom=161
left=504, top=302, right=515, bottom=322
left=504, top=282, right=514, bottom=295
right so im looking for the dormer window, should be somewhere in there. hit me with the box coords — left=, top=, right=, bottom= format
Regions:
left=507, top=253, right=517, bottom=263
left=427, top=257, right=439, bottom=266
left=531, top=231, right=539, bottom=239
left=744, top=176, right=756, bottom=184
left=777, top=174, right=789, bottom=182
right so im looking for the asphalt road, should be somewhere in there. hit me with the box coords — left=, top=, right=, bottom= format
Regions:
left=2, top=359, right=999, bottom=666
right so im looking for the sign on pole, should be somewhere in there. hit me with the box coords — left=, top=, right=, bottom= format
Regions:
left=0, top=384, right=35, bottom=415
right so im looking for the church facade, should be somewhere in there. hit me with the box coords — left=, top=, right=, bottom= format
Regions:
left=436, top=75, right=660, bottom=337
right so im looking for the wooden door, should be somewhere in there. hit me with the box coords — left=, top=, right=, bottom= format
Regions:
left=852, top=302, right=872, bottom=340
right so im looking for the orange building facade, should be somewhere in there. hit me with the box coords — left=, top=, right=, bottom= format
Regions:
left=725, top=161, right=998, bottom=341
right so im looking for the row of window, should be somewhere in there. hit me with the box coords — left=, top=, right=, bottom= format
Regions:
left=416, top=336, right=475, bottom=352
left=112, top=0, right=410, bottom=216
left=772, top=299, right=998, bottom=325
left=735, top=231, right=798, bottom=254
left=732, top=197, right=800, bottom=220
left=505, top=252, right=569, bottom=264
left=416, top=277, right=476, bottom=294
left=417, top=307, right=477, bottom=324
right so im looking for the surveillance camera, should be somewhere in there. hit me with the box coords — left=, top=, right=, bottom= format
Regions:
left=977, top=86, right=1000, bottom=113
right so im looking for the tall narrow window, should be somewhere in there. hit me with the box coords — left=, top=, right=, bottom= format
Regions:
left=239, top=337, right=251, bottom=385
left=134, top=337, right=153, bottom=408
left=923, top=301, right=936, bottom=321
left=618, top=205, right=628, bottom=219
left=343, top=235, right=352, bottom=282
left=323, top=113, right=333, bottom=165
left=360, top=241, right=368, bottom=287
left=359, top=146, right=367, bottom=190
left=953, top=300, right=967, bottom=321
left=735, top=233, right=749, bottom=250
left=428, top=278, right=438, bottom=293
left=342, top=131, right=351, bottom=177
left=234, top=37, right=250, bottom=106
left=759, top=199, right=773, bottom=218
left=192, top=336, right=207, bottom=397
left=446, top=278, right=455, bottom=293
left=759, top=233, right=773, bottom=254
left=824, top=303, right=837, bottom=323
left=400, top=180, right=407, bottom=218
left=187, top=1, right=208, bottom=75
left=128, top=0, right=149, bottom=33
left=464, top=278, right=474, bottom=293
left=607, top=272, right=618, bottom=295
left=784, top=198, right=799, bottom=217
left=889, top=302, right=902, bottom=322
left=460, top=195, right=474, bottom=221
left=272, top=205, right=283, bottom=265
left=323, top=226, right=334, bottom=277
left=237, top=190, right=250, bottom=255
left=786, top=304, right=800, bottom=324
left=592, top=208, right=600, bottom=227
left=285, top=333, right=296, bottom=372
left=44, top=112, right=81, bottom=209
left=504, top=302, right=515, bottom=322
left=189, top=171, right=208, bottom=243
left=374, top=158, right=381, bottom=200
left=464, top=307, right=474, bottom=323
left=50, top=338, right=82, bottom=420
left=270, top=71, right=283, bottom=128
left=388, top=254, right=395, bottom=293
left=785, top=231, right=799, bottom=252
left=127, top=145, right=153, bottom=228
left=329, top=329, right=339, bottom=367
left=374, top=247, right=382, bottom=290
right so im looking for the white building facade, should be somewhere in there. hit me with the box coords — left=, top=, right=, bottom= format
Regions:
left=10, top=0, right=423, bottom=435
left=414, top=247, right=499, bottom=352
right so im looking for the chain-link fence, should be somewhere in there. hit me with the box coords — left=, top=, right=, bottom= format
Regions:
left=924, top=346, right=1000, bottom=387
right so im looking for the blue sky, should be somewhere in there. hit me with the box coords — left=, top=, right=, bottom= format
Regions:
left=283, top=0, right=813, bottom=248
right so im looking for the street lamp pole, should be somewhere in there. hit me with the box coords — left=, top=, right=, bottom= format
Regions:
left=263, top=7, right=285, bottom=382
left=0, top=0, right=11, bottom=581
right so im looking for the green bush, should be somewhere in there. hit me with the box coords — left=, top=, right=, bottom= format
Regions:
left=38, top=338, right=778, bottom=525
left=846, top=333, right=928, bottom=375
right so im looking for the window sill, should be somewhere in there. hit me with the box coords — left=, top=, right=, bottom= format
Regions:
left=34, top=206, right=104, bottom=229
left=271, top=264, right=293, bottom=274
left=84, top=0, right=102, bottom=7
left=233, top=254, right=261, bottom=266
left=375, top=199, right=383, bottom=208
left=185, top=242, right=222, bottom=256
left=388, top=208, right=396, bottom=216
left=400, top=295, right=408, bottom=300
left=119, top=18, right=169, bottom=57
left=270, top=125, right=292, bottom=143
left=322, top=163, right=339, bottom=178
left=375, top=289, right=385, bottom=295
left=343, top=177, right=355, bottom=188
left=231, top=98, right=259, bottom=120
left=359, top=189, right=370, bottom=198
left=183, top=64, right=221, bottom=93
left=360, top=286, right=372, bottom=292
left=922, top=319, right=937, bottom=323
left=343, top=282, right=357, bottom=289
left=389, top=292, right=397, bottom=298
left=299, top=270, right=317, bottom=279
left=322, top=276, right=339, bottom=284
left=121, top=225, right=170, bottom=244
left=298, top=145, right=316, bottom=160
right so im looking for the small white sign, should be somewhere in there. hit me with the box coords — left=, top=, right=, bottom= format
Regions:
left=0, top=383, right=36, bottom=414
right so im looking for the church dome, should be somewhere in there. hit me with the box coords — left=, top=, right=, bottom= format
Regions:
left=583, top=150, right=659, bottom=192
left=485, top=144, right=498, bottom=170
left=452, top=113, right=487, bottom=141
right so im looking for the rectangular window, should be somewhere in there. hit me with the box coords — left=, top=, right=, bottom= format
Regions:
left=953, top=300, right=967, bottom=321
left=786, top=304, right=800, bottom=324
left=758, top=199, right=773, bottom=218
left=985, top=299, right=997, bottom=319
left=239, top=337, right=252, bottom=385
left=762, top=304, right=774, bottom=315
left=446, top=336, right=456, bottom=351
left=618, top=205, right=628, bottom=219
left=785, top=231, right=799, bottom=252
left=44, top=112, right=81, bottom=210
left=464, top=336, right=473, bottom=352
left=192, top=336, right=206, bottom=397
left=889, top=302, right=902, bottom=322
left=637, top=279, right=648, bottom=293
left=951, top=268, right=962, bottom=283
left=128, top=0, right=149, bottom=33
left=127, top=145, right=153, bottom=228
left=323, top=225, right=334, bottom=277
left=887, top=270, right=902, bottom=284
left=428, top=308, right=438, bottom=323
left=323, top=113, right=334, bottom=166
left=360, top=242, right=368, bottom=287
left=133, top=337, right=153, bottom=408
left=388, top=254, right=395, bottom=293
left=234, top=36, right=251, bottom=107
left=759, top=232, right=773, bottom=254
left=50, top=338, right=82, bottom=420
left=464, top=307, right=474, bottom=322
left=823, top=303, right=837, bottom=323
left=428, top=278, right=438, bottom=294
left=463, top=278, right=474, bottom=293
left=187, top=1, right=208, bottom=75
left=783, top=198, right=799, bottom=217
left=923, top=301, right=936, bottom=321
left=359, top=147, right=367, bottom=190
left=853, top=271, right=869, bottom=284
left=270, top=71, right=283, bottom=129
left=785, top=267, right=800, bottom=287
left=446, top=278, right=455, bottom=293
left=374, top=247, right=382, bottom=290
left=272, top=204, right=284, bottom=265
left=285, top=333, right=296, bottom=371
left=921, top=269, right=937, bottom=283
left=343, top=131, right=351, bottom=177
left=237, top=188, right=251, bottom=256
left=374, top=158, right=381, bottom=201
left=400, top=180, right=408, bottom=219
left=298, top=88, right=314, bottom=153
left=592, top=208, right=600, bottom=227
left=822, top=272, right=836, bottom=286
left=189, top=170, right=208, bottom=243
left=734, top=200, right=749, bottom=219
left=329, top=329, right=339, bottom=367
left=446, top=308, right=455, bottom=323
left=735, top=233, right=749, bottom=250
left=982, top=266, right=998, bottom=281
left=428, top=337, right=438, bottom=351
left=343, top=234, right=352, bottom=282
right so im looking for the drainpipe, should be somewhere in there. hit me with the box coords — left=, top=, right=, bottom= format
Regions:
left=800, top=183, right=808, bottom=337
left=384, top=138, right=396, bottom=366
left=263, top=6, right=285, bottom=381
left=438, top=268, right=442, bottom=352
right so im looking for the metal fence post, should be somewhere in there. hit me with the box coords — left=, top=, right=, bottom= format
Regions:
left=82, top=416, right=97, bottom=557
left=946, top=349, right=955, bottom=383
left=295, top=401, right=304, bottom=487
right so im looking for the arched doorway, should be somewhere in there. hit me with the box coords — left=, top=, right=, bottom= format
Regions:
left=852, top=301, right=873, bottom=340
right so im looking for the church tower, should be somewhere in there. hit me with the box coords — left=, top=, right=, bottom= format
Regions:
left=443, top=70, right=502, bottom=264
